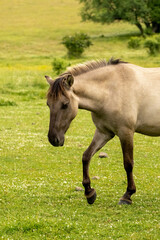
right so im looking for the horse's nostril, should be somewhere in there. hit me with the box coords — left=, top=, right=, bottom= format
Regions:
left=54, top=137, right=59, bottom=145
left=48, top=134, right=60, bottom=147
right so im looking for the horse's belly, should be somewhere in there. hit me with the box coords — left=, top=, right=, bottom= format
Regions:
left=136, top=82, right=160, bottom=136
left=136, top=126, right=160, bottom=136
left=136, top=113, right=160, bottom=136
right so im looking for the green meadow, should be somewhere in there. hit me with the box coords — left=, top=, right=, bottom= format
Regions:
left=0, top=0, right=160, bottom=239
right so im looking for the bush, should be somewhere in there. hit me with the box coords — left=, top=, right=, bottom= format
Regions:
left=144, top=36, right=160, bottom=55
left=154, top=35, right=160, bottom=43
left=62, top=33, right=92, bottom=58
left=52, top=58, right=70, bottom=75
left=144, top=27, right=154, bottom=36
left=128, top=37, right=141, bottom=49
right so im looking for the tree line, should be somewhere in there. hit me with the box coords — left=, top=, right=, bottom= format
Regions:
left=79, top=0, right=160, bottom=35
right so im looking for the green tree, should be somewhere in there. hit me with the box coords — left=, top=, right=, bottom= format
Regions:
left=148, top=1, right=160, bottom=33
left=79, top=0, right=160, bottom=35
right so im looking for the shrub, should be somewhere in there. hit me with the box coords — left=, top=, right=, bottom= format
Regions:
left=52, top=58, right=70, bottom=75
left=128, top=37, right=141, bottom=49
left=144, top=36, right=160, bottom=55
left=144, top=27, right=154, bottom=36
left=62, top=33, right=92, bottom=58
left=154, top=35, right=160, bottom=43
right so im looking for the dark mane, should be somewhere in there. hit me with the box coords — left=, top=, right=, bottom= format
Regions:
left=107, top=58, right=127, bottom=65
left=47, top=73, right=69, bottom=100
left=67, top=58, right=127, bottom=76
left=47, top=58, right=127, bottom=99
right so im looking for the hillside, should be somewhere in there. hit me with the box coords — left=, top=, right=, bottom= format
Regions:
left=0, top=0, right=149, bottom=68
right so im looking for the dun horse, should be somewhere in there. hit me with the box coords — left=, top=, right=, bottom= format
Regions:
left=45, top=59, right=160, bottom=205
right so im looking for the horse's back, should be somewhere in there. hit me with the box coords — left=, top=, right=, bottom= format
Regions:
left=96, top=63, right=160, bottom=137
left=127, top=64, right=160, bottom=136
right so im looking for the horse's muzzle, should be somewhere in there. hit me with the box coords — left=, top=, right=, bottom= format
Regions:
left=48, top=133, right=64, bottom=147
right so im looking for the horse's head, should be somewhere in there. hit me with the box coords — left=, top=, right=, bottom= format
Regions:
left=45, top=73, right=78, bottom=147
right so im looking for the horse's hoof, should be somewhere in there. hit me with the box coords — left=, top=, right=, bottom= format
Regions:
left=86, top=190, right=97, bottom=204
left=118, top=198, right=132, bottom=205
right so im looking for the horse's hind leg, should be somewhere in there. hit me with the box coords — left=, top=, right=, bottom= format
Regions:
left=82, top=129, right=114, bottom=204
left=119, top=129, right=136, bottom=205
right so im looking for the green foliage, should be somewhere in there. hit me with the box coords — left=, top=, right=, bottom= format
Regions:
left=52, top=58, right=70, bottom=75
left=80, top=0, right=160, bottom=35
left=144, top=27, right=154, bottom=36
left=144, top=35, right=160, bottom=55
left=128, top=37, right=141, bottom=49
left=62, top=33, right=93, bottom=57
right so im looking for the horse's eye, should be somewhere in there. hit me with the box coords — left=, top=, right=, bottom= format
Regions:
left=61, top=103, right=68, bottom=110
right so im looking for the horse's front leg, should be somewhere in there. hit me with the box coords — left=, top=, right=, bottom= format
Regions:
left=82, top=129, right=114, bottom=204
left=119, top=129, right=136, bottom=205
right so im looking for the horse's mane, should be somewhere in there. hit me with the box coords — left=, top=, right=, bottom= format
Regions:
left=68, top=58, right=126, bottom=76
left=47, top=72, right=69, bottom=99
left=47, top=58, right=127, bottom=99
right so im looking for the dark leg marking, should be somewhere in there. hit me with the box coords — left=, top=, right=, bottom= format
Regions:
left=82, top=129, right=114, bottom=204
left=119, top=130, right=136, bottom=205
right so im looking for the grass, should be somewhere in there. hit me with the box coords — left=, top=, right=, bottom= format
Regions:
left=0, top=101, right=160, bottom=239
left=0, top=0, right=160, bottom=239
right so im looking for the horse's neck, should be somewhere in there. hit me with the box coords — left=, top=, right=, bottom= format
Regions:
left=72, top=74, right=103, bottom=112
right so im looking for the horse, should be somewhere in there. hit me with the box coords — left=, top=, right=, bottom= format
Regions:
left=45, top=58, right=160, bottom=205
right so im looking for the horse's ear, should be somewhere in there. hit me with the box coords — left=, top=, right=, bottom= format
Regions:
left=45, top=76, right=54, bottom=86
left=63, top=74, right=74, bottom=88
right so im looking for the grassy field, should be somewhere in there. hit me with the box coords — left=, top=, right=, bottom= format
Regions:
left=0, top=0, right=160, bottom=239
